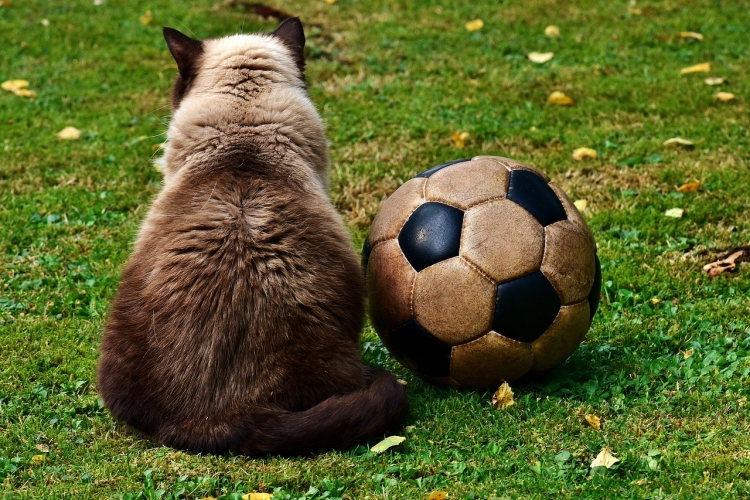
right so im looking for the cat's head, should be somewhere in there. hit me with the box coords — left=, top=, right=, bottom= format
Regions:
left=162, top=18, right=307, bottom=111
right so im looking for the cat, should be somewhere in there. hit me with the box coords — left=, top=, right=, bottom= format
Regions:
left=97, top=18, right=408, bottom=455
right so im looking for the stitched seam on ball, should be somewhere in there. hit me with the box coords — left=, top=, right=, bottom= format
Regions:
left=464, top=195, right=507, bottom=211
left=459, top=255, right=494, bottom=285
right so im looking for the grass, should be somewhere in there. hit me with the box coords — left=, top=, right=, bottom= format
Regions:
left=1, top=0, right=749, bottom=498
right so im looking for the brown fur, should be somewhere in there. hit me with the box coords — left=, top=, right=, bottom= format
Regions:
left=98, top=18, right=408, bottom=455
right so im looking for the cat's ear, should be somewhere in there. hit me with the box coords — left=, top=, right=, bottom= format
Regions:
left=272, top=17, right=305, bottom=74
left=163, top=27, right=204, bottom=79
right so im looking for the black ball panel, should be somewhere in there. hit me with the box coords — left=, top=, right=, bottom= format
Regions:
left=588, top=254, right=602, bottom=321
left=388, top=319, right=452, bottom=377
left=416, top=158, right=471, bottom=178
left=398, top=202, right=464, bottom=272
left=506, top=169, right=567, bottom=227
left=493, top=271, right=561, bottom=343
left=361, top=237, right=372, bottom=277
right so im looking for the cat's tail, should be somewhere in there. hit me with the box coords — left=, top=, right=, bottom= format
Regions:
left=157, top=368, right=409, bottom=456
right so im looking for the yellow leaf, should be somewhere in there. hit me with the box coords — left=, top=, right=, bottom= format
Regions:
left=574, top=199, right=588, bottom=212
left=2, top=79, right=36, bottom=98
left=1, top=79, right=29, bottom=92
left=397, top=379, right=407, bottom=386
left=32, top=455, right=45, bottom=466
left=714, top=92, right=735, bottom=102
left=664, top=208, right=684, bottom=218
left=0, top=1, right=11, bottom=7
left=199, top=497, right=217, bottom=500
left=528, top=52, right=554, bottom=64
left=323, top=0, right=337, bottom=4
left=56, top=126, right=82, bottom=140
left=450, top=131, right=470, bottom=149
left=428, top=492, right=448, bottom=500
left=35, top=444, right=50, bottom=453
left=491, top=382, right=515, bottom=410
left=679, top=31, right=703, bottom=41
left=140, top=10, right=152, bottom=25
left=662, top=137, right=694, bottom=149
left=572, top=147, right=597, bottom=161
left=680, top=62, right=711, bottom=74
left=547, top=91, right=575, bottom=106
left=465, top=19, right=484, bottom=32
left=591, top=448, right=619, bottom=469
left=684, top=348, right=694, bottom=359
left=584, top=414, right=601, bottom=430
left=242, top=494, right=273, bottom=500
left=650, top=298, right=662, bottom=305
left=544, top=25, right=560, bottom=37
left=704, top=77, right=725, bottom=86
left=676, top=181, right=701, bottom=193
left=370, top=435, right=406, bottom=454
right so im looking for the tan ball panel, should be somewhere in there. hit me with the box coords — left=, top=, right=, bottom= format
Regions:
left=367, top=239, right=416, bottom=332
left=549, top=182, right=596, bottom=247
left=541, top=220, right=597, bottom=305
left=368, top=177, right=426, bottom=244
left=450, top=332, right=533, bottom=387
left=425, top=157, right=509, bottom=209
left=531, top=301, right=590, bottom=371
left=461, top=198, right=545, bottom=283
left=413, top=256, right=495, bottom=345
left=481, top=156, right=550, bottom=182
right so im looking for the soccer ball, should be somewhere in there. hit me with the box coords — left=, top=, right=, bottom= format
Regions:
left=362, top=156, right=601, bottom=388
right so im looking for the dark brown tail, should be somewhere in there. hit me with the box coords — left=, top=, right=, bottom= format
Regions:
left=155, top=368, right=409, bottom=456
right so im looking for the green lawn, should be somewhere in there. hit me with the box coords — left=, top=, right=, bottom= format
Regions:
left=2, top=0, right=749, bottom=498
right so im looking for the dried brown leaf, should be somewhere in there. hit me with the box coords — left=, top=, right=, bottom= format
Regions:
left=676, top=181, right=701, bottom=193
left=714, top=92, right=735, bottom=102
left=703, top=247, right=750, bottom=278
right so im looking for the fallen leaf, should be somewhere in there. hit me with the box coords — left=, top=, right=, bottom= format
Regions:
left=465, top=19, right=484, bottom=32
left=544, top=25, right=560, bottom=37
left=35, top=444, right=50, bottom=453
left=664, top=208, right=684, bottom=218
left=428, top=492, right=448, bottom=500
left=650, top=298, right=662, bottom=305
left=679, top=31, right=703, bottom=41
left=703, top=247, right=750, bottom=278
left=547, top=91, right=575, bottom=106
left=32, top=455, right=45, bottom=466
left=704, top=77, right=725, bottom=86
left=323, top=0, right=337, bottom=4
left=574, top=199, right=588, bottom=212
left=491, top=382, right=515, bottom=410
left=662, top=137, right=695, bottom=149
left=584, top=414, right=601, bottom=430
left=591, top=448, right=619, bottom=469
left=242, top=493, right=273, bottom=500
left=370, top=435, right=406, bottom=454
left=199, top=497, right=217, bottom=500
left=0, top=1, right=11, bottom=7
left=572, top=147, right=597, bottom=160
left=684, top=348, right=694, bottom=359
left=41, top=18, right=50, bottom=27
left=680, top=62, right=711, bottom=74
left=94, top=0, right=103, bottom=5
left=528, top=51, right=554, bottom=64
left=396, top=379, right=407, bottom=386
left=676, top=181, right=701, bottom=193
left=56, top=126, right=82, bottom=140
left=2, top=79, right=37, bottom=98
left=627, top=1, right=642, bottom=15
left=139, top=10, right=152, bottom=25
left=714, top=92, right=735, bottom=102
left=450, top=131, right=470, bottom=149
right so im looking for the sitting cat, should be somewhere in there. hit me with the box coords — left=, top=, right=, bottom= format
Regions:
left=97, top=18, right=408, bottom=455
